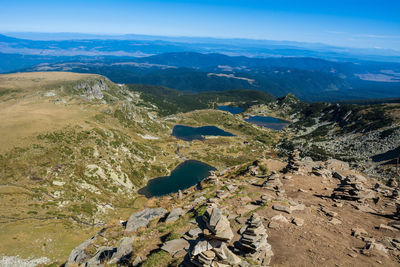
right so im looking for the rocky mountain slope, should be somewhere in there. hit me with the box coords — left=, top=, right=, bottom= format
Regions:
left=245, top=95, right=400, bottom=181
left=62, top=150, right=400, bottom=266
left=0, top=72, right=277, bottom=263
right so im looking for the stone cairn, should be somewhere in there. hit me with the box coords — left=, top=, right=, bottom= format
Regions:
left=205, top=171, right=219, bottom=185
left=282, top=149, right=301, bottom=174
left=387, top=178, right=398, bottom=188
left=332, top=175, right=375, bottom=201
left=184, top=206, right=242, bottom=266
left=236, top=213, right=274, bottom=265
left=394, top=202, right=400, bottom=220
left=261, top=173, right=283, bottom=190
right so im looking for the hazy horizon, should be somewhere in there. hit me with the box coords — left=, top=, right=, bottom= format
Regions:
left=1, top=0, right=399, bottom=50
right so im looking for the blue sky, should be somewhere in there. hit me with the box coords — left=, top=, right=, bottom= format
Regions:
left=1, top=0, right=399, bottom=49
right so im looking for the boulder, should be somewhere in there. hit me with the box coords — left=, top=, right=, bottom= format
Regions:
left=108, top=236, right=134, bottom=265
left=65, top=231, right=102, bottom=267
left=85, top=246, right=116, bottom=266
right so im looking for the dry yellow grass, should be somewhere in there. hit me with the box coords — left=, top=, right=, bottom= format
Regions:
left=0, top=71, right=98, bottom=90
left=0, top=72, right=104, bottom=152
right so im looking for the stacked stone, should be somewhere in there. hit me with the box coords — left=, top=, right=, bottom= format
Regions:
left=237, top=213, right=274, bottom=265
left=282, top=149, right=301, bottom=173
left=185, top=206, right=241, bottom=266
left=390, top=189, right=400, bottom=201
left=248, top=164, right=259, bottom=176
left=256, top=193, right=273, bottom=205
left=205, top=171, right=219, bottom=184
left=311, top=166, right=331, bottom=178
left=387, top=178, right=398, bottom=188
left=332, top=175, right=375, bottom=201
left=394, top=202, right=400, bottom=220
left=262, top=173, right=283, bottom=190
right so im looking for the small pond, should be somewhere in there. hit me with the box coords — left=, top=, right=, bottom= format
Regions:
left=218, top=105, right=244, bottom=114
left=245, top=116, right=290, bottom=130
left=138, top=160, right=216, bottom=197
left=172, top=125, right=235, bottom=141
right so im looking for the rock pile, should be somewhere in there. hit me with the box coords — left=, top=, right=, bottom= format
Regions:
left=184, top=206, right=242, bottom=266
left=311, top=166, right=331, bottom=178
left=332, top=175, right=375, bottom=201
left=394, top=202, right=400, bottom=220
left=262, top=173, right=282, bottom=190
left=282, top=149, right=301, bottom=173
left=236, top=213, right=273, bottom=265
left=201, top=206, right=234, bottom=242
left=387, top=178, right=398, bottom=188
left=256, top=193, right=274, bottom=205
left=205, top=171, right=219, bottom=184
left=247, top=160, right=261, bottom=176
left=390, top=189, right=400, bottom=201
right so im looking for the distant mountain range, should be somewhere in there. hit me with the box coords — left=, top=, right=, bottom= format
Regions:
left=1, top=32, right=400, bottom=62
left=1, top=33, right=400, bottom=102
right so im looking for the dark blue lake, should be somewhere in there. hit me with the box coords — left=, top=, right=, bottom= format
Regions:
left=245, top=116, right=290, bottom=130
left=138, top=160, right=216, bottom=197
left=172, top=125, right=235, bottom=141
left=218, top=105, right=244, bottom=114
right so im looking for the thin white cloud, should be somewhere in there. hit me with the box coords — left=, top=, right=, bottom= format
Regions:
left=356, top=34, right=400, bottom=39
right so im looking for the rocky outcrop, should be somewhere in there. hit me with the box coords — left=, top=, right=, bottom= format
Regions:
left=125, top=208, right=167, bottom=233
left=74, top=78, right=110, bottom=100
left=65, top=230, right=104, bottom=267
left=66, top=233, right=134, bottom=267
left=107, top=236, right=134, bottom=265
left=236, top=213, right=274, bottom=265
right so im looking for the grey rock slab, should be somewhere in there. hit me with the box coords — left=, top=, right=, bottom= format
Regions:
left=161, top=239, right=190, bottom=256
left=65, top=233, right=99, bottom=267
left=132, top=256, right=142, bottom=266
left=108, top=236, right=134, bottom=265
left=192, top=240, right=223, bottom=256
left=125, top=208, right=167, bottom=233
left=166, top=208, right=185, bottom=223
left=187, top=227, right=202, bottom=238
left=85, top=246, right=116, bottom=267
left=272, top=204, right=292, bottom=214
